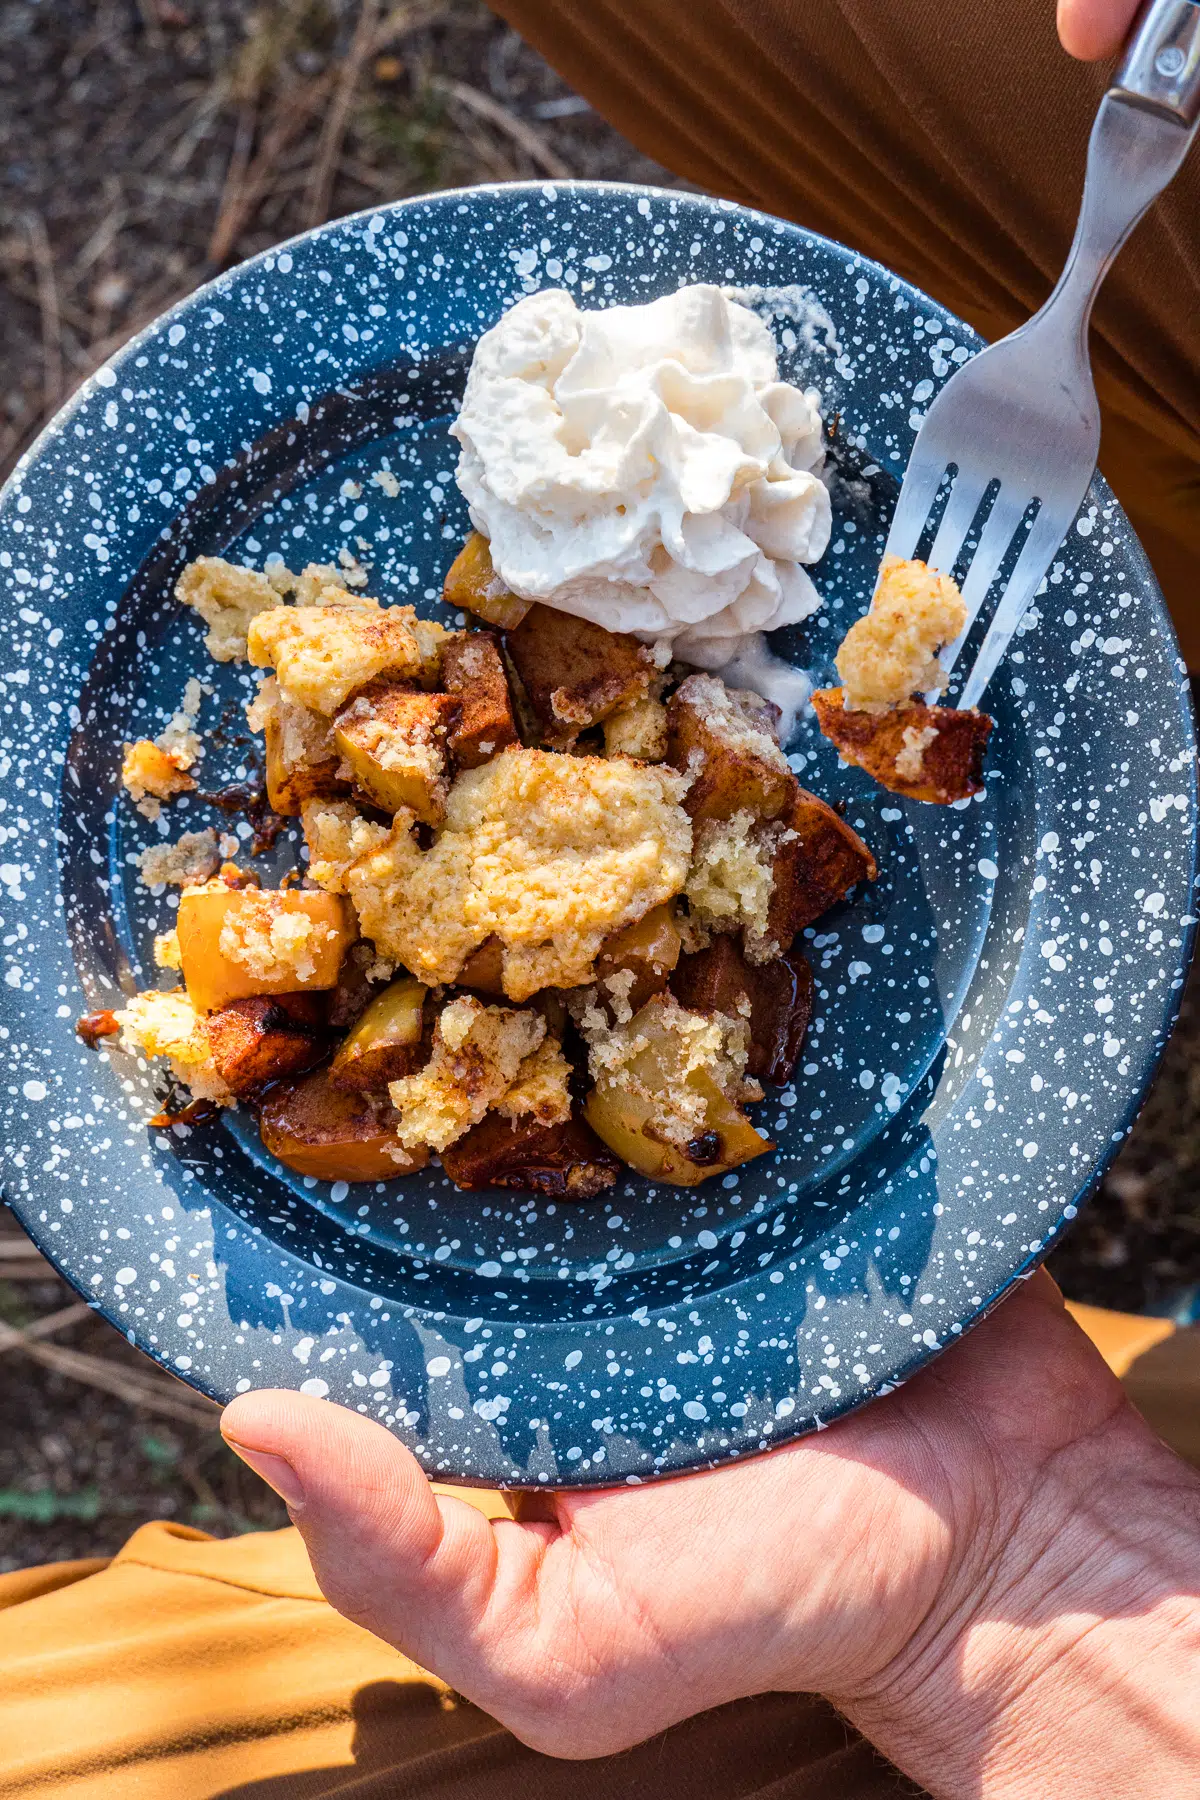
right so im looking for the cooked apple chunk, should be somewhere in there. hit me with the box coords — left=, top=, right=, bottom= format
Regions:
left=593, top=903, right=682, bottom=1016
left=388, top=996, right=545, bottom=1152
left=671, top=935, right=813, bottom=1086
left=581, top=991, right=770, bottom=1186
left=456, top=935, right=506, bottom=996
left=248, top=600, right=448, bottom=714
left=204, top=994, right=327, bottom=1098
left=328, top=976, right=425, bottom=1091
left=333, top=685, right=460, bottom=823
left=764, top=782, right=878, bottom=945
left=440, top=630, right=519, bottom=768
left=811, top=690, right=993, bottom=804
left=441, top=1111, right=619, bottom=1198
left=506, top=604, right=656, bottom=749
left=121, top=740, right=196, bottom=815
left=666, top=673, right=791, bottom=823
left=176, top=885, right=353, bottom=1012
left=259, top=1067, right=426, bottom=1181
left=443, top=531, right=531, bottom=631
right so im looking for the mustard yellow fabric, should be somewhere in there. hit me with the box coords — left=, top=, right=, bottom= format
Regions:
left=2, top=1316, right=1196, bottom=1798
left=0, top=1505, right=913, bottom=1799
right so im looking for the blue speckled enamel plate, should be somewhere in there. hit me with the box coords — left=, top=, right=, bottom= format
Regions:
left=1, top=183, right=1195, bottom=1487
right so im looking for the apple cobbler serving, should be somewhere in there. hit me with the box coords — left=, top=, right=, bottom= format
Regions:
left=92, top=537, right=877, bottom=1197
left=83, top=282, right=999, bottom=1198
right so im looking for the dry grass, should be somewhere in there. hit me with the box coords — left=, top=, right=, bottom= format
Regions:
left=0, top=0, right=676, bottom=481
left=0, top=0, right=1196, bottom=1571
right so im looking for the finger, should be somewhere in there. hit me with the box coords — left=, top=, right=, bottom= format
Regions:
left=1057, top=0, right=1142, bottom=60
left=221, top=1391, right=554, bottom=1696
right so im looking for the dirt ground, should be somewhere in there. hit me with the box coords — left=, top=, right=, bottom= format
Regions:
left=1, top=0, right=1198, bottom=1572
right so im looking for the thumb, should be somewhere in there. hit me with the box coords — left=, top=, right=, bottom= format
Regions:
left=1057, top=0, right=1142, bottom=59
left=220, top=1391, right=550, bottom=1693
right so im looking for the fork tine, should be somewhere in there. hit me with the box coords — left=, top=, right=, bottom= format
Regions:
left=933, top=490, right=1028, bottom=689
left=957, top=509, right=1066, bottom=711
left=883, top=457, right=946, bottom=562
left=925, top=472, right=990, bottom=582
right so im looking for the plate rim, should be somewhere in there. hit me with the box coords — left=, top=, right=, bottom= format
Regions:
left=1, top=177, right=1195, bottom=1486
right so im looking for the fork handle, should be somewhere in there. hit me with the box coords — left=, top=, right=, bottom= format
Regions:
left=1037, top=4, right=1199, bottom=353
left=1113, top=0, right=1200, bottom=126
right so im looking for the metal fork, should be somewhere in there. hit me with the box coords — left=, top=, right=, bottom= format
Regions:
left=885, top=0, right=1200, bottom=712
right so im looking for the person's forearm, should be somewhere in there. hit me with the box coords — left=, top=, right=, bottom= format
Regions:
left=841, top=1412, right=1200, bottom=1799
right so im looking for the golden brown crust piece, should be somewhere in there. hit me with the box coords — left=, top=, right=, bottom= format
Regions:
left=812, top=688, right=993, bottom=804
left=441, top=630, right=520, bottom=768
left=505, top=603, right=656, bottom=749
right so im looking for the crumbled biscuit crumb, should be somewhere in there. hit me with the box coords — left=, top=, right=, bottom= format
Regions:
left=685, top=810, right=782, bottom=962
left=177, top=557, right=285, bottom=663
left=137, top=829, right=221, bottom=889
left=248, top=600, right=447, bottom=714
left=836, top=556, right=967, bottom=712
left=154, top=930, right=182, bottom=969
left=121, top=740, right=196, bottom=821
left=337, top=547, right=370, bottom=589
left=115, top=989, right=232, bottom=1105
left=301, top=799, right=391, bottom=893
left=388, top=995, right=545, bottom=1150
left=603, top=695, right=669, bottom=762
left=495, top=1035, right=573, bottom=1127
left=372, top=469, right=401, bottom=498
left=894, top=722, right=940, bottom=781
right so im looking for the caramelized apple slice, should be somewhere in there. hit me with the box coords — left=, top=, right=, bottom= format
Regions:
left=440, top=1111, right=619, bottom=1198
left=457, top=935, right=506, bottom=996
left=176, top=887, right=354, bottom=1013
left=766, top=783, right=877, bottom=945
left=328, top=977, right=426, bottom=1091
left=262, top=696, right=346, bottom=816
left=205, top=994, right=328, bottom=1098
left=333, top=685, right=460, bottom=824
left=666, top=673, right=792, bottom=823
left=259, top=1067, right=426, bottom=1181
left=671, top=936, right=813, bottom=1086
left=582, top=994, right=771, bottom=1187
left=594, top=903, right=682, bottom=1013
left=443, top=532, right=531, bottom=631
left=811, top=688, right=993, bottom=804
left=505, top=604, right=655, bottom=749
left=441, top=630, right=519, bottom=768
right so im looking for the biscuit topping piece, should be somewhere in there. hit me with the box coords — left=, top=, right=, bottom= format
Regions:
left=835, top=555, right=967, bottom=713
left=388, top=996, right=545, bottom=1151
left=248, top=600, right=448, bottom=714
left=344, top=746, right=692, bottom=999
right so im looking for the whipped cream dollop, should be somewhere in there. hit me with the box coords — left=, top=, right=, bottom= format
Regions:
left=450, top=284, right=831, bottom=668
